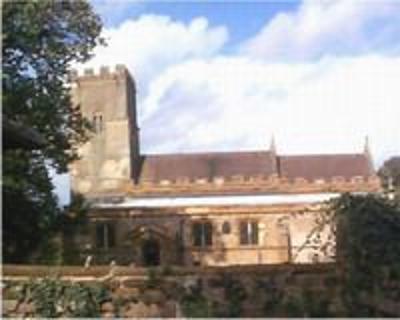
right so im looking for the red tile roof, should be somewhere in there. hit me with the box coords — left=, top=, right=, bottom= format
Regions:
left=138, top=150, right=374, bottom=183
left=278, top=154, right=373, bottom=181
left=139, top=151, right=277, bottom=182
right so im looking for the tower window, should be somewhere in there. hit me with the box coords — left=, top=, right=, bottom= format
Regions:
left=192, top=221, right=213, bottom=247
left=92, top=115, right=97, bottom=132
left=96, top=223, right=115, bottom=249
left=240, top=221, right=259, bottom=245
left=92, top=114, right=103, bottom=133
left=98, top=115, right=103, bottom=132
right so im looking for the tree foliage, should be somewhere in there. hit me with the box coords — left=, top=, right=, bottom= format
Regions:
left=180, top=283, right=213, bottom=318
left=330, top=193, right=400, bottom=316
left=2, top=0, right=104, bottom=262
left=378, top=156, right=400, bottom=202
left=58, top=192, right=91, bottom=264
left=3, top=150, right=60, bottom=262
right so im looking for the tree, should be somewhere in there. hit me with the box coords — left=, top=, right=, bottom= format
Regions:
left=59, top=192, right=91, bottom=265
left=378, top=156, right=400, bottom=202
left=310, top=193, right=400, bottom=316
left=2, top=1, right=104, bottom=262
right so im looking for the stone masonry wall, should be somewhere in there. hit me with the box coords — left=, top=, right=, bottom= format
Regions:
left=69, top=203, right=335, bottom=267
left=2, top=263, right=341, bottom=318
left=70, top=65, right=140, bottom=195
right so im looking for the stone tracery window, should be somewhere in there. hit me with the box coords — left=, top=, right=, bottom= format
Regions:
left=240, top=220, right=259, bottom=245
left=192, top=221, right=212, bottom=247
left=96, top=223, right=115, bottom=249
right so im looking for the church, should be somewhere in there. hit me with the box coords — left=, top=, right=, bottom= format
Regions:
left=68, top=65, right=381, bottom=267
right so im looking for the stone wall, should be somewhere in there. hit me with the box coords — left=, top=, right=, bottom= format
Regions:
left=68, top=202, right=335, bottom=267
left=2, top=263, right=341, bottom=318
left=70, top=65, right=140, bottom=195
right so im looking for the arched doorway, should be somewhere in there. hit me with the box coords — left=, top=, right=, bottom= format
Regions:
left=141, top=238, right=160, bottom=266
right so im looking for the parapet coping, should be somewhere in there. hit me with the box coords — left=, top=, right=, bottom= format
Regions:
left=69, top=64, right=130, bottom=81
left=139, top=174, right=379, bottom=186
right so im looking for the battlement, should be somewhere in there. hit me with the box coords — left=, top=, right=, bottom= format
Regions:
left=122, top=174, right=382, bottom=197
left=138, top=173, right=380, bottom=187
left=69, top=64, right=134, bottom=85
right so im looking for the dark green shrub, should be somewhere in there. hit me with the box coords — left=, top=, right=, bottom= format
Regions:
left=180, top=284, right=212, bottom=318
left=22, top=277, right=110, bottom=317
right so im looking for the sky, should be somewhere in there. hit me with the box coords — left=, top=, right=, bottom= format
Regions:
left=53, top=0, right=400, bottom=204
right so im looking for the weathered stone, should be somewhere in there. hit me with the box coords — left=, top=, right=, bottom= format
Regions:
left=113, top=286, right=140, bottom=300
left=121, top=302, right=138, bottom=318
left=122, top=279, right=143, bottom=288
left=123, top=301, right=149, bottom=318
left=17, top=301, right=35, bottom=315
left=70, top=65, right=139, bottom=196
left=123, top=302, right=161, bottom=317
left=2, top=299, right=18, bottom=312
left=101, top=311, right=115, bottom=318
left=161, top=300, right=177, bottom=317
left=106, top=279, right=120, bottom=291
left=182, top=277, right=198, bottom=290
left=3, top=284, right=23, bottom=300
left=141, top=288, right=166, bottom=305
left=148, top=303, right=161, bottom=317
left=100, top=301, right=114, bottom=312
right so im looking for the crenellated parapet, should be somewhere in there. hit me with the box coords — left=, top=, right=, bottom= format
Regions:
left=121, top=174, right=382, bottom=197
left=69, top=65, right=135, bottom=89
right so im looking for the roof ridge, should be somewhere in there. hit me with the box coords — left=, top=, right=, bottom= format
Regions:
left=279, top=152, right=366, bottom=158
left=143, top=149, right=272, bottom=157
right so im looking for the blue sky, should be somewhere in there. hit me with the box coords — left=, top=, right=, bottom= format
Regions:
left=54, top=0, right=400, bottom=204
left=91, top=0, right=301, bottom=51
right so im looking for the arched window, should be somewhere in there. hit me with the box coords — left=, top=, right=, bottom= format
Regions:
left=277, top=223, right=292, bottom=262
left=192, top=221, right=213, bottom=247
left=240, top=220, right=259, bottom=245
left=222, top=221, right=231, bottom=234
left=96, top=223, right=115, bottom=249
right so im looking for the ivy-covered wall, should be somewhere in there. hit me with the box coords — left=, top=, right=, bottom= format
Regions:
left=2, top=263, right=342, bottom=318
left=3, top=262, right=400, bottom=317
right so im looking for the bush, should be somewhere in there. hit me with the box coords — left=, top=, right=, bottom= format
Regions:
left=21, top=277, right=110, bottom=318
left=180, top=284, right=212, bottom=318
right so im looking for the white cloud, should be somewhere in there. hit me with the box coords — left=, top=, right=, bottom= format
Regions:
left=75, top=10, right=400, bottom=166
left=240, top=0, right=400, bottom=61
left=78, top=14, right=228, bottom=102
left=141, top=54, right=400, bottom=166
left=56, top=4, right=400, bottom=204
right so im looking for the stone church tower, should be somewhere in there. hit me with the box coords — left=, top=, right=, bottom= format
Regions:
left=69, top=65, right=140, bottom=196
